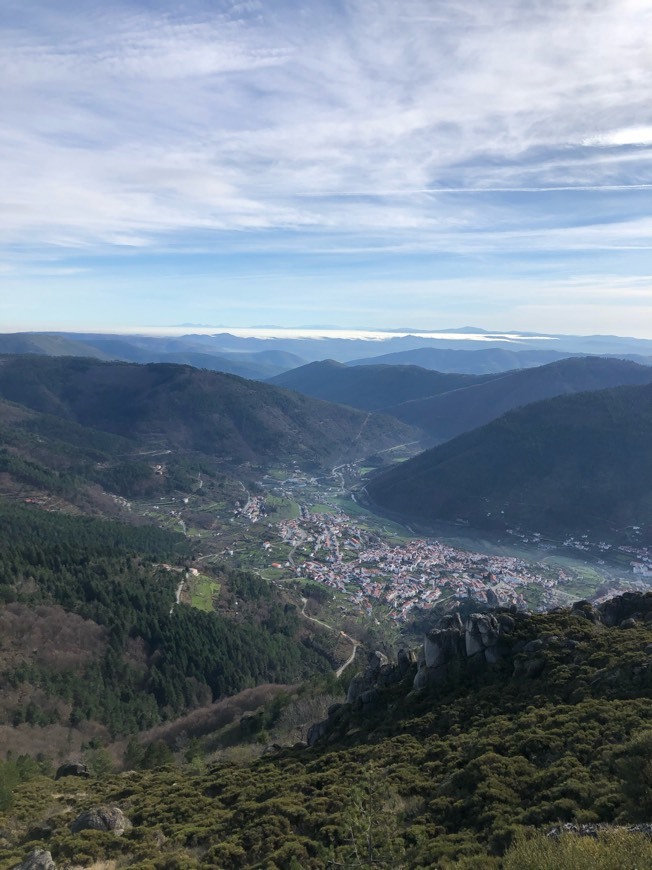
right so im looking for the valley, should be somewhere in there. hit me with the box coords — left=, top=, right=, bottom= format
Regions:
left=2, top=350, right=652, bottom=868
left=121, top=443, right=648, bottom=644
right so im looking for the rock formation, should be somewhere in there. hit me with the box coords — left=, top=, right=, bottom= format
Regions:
left=54, top=762, right=89, bottom=780
left=11, top=851, right=55, bottom=870
left=307, top=648, right=416, bottom=745
left=70, top=806, right=132, bottom=836
left=306, top=592, right=652, bottom=747
left=419, top=611, right=512, bottom=686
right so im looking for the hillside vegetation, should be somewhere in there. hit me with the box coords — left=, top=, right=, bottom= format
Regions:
left=4, top=594, right=652, bottom=867
left=368, top=381, right=652, bottom=542
left=386, top=356, right=652, bottom=441
left=0, top=356, right=415, bottom=470
left=0, top=502, right=333, bottom=752
left=269, top=359, right=489, bottom=411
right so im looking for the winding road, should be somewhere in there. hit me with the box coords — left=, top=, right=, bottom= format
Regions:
left=300, top=596, right=360, bottom=678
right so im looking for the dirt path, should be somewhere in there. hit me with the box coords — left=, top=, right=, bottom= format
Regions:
left=300, top=596, right=360, bottom=677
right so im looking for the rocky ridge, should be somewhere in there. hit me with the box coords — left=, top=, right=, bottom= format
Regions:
left=308, top=592, right=652, bottom=746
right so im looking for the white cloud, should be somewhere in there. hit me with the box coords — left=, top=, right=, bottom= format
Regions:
left=584, top=126, right=652, bottom=147
left=1, top=0, right=651, bottom=262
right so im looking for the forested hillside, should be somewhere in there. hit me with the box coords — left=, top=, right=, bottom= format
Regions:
left=0, top=504, right=331, bottom=742
left=385, top=356, right=652, bottom=441
left=368, top=381, right=652, bottom=542
left=269, top=359, right=489, bottom=411
left=0, top=355, right=415, bottom=468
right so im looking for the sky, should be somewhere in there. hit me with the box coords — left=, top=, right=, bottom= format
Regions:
left=1, top=0, right=652, bottom=336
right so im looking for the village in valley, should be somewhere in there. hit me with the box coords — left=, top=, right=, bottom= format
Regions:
left=226, top=465, right=652, bottom=621
left=132, top=457, right=652, bottom=630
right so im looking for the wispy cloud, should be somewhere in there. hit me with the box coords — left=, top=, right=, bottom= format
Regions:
left=1, top=0, right=651, bottom=331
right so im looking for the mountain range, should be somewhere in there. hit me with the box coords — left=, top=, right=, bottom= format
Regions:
left=2, top=336, right=652, bottom=867
left=0, top=355, right=415, bottom=474
left=0, top=334, right=307, bottom=380
left=271, top=356, right=652, bottom=443
left=385, top=356, right=652, bottom=441
left=4, top=327, right=652, bottom=374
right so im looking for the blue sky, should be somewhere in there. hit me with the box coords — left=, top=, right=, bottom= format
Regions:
left=1, top=0, right=652, bottom=335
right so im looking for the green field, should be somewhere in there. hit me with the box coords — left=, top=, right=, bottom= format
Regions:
left=309, top=503, right=335, bottom=514
left=189, top=574, right=221, bottom=612
left=259, top=567, right=291, bottom=581
left=264, top=467, right=292, bottom=481
left=266, top=495, right=301, bottom=519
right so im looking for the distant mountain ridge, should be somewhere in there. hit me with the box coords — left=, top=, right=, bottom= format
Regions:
left=0, top=333, right=114, bottom=360
left=385, top=356, right=652, bottom=441
left=7, top=327, right=652, bottom=367
left=0, top=355, right=416, bottom=470
left=350, top=345, right=652, bottom=373
left=268, top=359, right=492, bottom=411
left=349, top=346, right=578, bottom=372
left=367, top=380, right=652, bottom=542
left=0, top=333, right=307, bottom=380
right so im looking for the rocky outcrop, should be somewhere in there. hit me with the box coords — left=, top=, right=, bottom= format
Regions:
left=70, top=806, right=131, bottom=835
left=346, top=650, right=389, bottom=704
left=11, top=851, right=55, bottom=870
left=571, top=592, right=652, bottom=628
left=307, top=648, right=417, bottom=746
left=417, top=611, right=512, bottom=687
left=424, top=614, right=464, bottom=670
left=346, top=648, right=417, bottom=704
left=307, top=718, right=330, bottom=747
left=55, top=762, right=89, bottom=780
left=465, top=613, right=501, bottom=662
left=570, top=600, right=601, bottom=623
left=397, top=647, right=418, bottom=674
left=598, top=592, right=652, bottom=627
left=306, top=592, right=652, bottom=747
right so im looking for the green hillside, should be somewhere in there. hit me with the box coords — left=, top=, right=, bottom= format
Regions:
left=269, top=359, right=488, bottom=411
left=386, top=356, right=652, bottom=441
left=0, top=356, right=415, bottom=469
left=0, top=502, right=332, bottom=742
left=368, top=381, right=652, bottom=542
left=4, top=593, right=652, bottom=867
